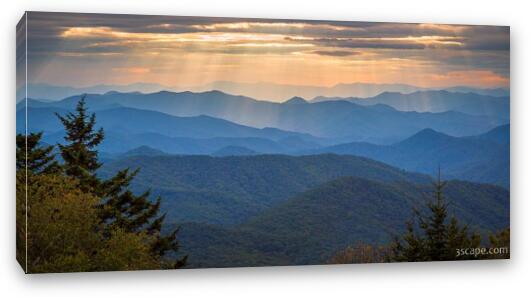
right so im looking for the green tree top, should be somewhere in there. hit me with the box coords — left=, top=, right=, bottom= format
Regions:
left=56, top=95, right=104, bottom=191
left=16, top=132, right=60, bottom=175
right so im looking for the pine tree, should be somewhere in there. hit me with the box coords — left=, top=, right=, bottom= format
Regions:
left=56, top=96, right=186, bottom=268
left=421, top=174, right=449, bottom=260
left=487, top=228, right=510, bottom=259
left=16, top=132, right=60, bottom=174
left=390, top=219, right=427, bottom=262
left=390, top=169, right=480, bottom=261
left=56, top=96, right=104, bottom=191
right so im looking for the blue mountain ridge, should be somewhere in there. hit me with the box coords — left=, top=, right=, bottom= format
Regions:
left=303, top=125, right=509, bottom=188
left=312, top=90, right=509, bottom=119
left=19, top=89, right=507, bottom=144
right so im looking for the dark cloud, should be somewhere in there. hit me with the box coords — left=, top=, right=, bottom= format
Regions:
left=462, top=36, right=510, bottom=51
left=438, top=51, right=510, bottom=76
left=287, top=37, right=427, bottom=50
left=310, top=50, right=361, bottom=57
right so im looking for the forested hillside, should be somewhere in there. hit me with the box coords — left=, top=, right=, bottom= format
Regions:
left=100, top=154, right=431, bottom=225
left=172, top=176, right=508, bottom=267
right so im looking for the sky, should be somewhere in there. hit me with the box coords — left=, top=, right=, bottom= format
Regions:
left=19, top=12, right=510, bottom=92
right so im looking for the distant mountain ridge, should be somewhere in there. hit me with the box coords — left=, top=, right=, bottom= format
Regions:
left=212, top=146, right=258, bottom=157
left=17, top=105, right=323, bottom=140
left=304, top=125, right=510, bottom=187
left=21, top=90, right=507, bottom=144
left=16, top=82, right=171, bottom=102
left=120, top=145, right=168, bottom=158
left=312, top=90, right=509, bottom=119
left=190, top=81, right=509, bottom=101
left=19, top=81, right=509, bottom=102
left=18, top=106, right=324, bottom=154
left=282, top=96, right=308, bottom=105
left=475, top=124, right=510, bottom=145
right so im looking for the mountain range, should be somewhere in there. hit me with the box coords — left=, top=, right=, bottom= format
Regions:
left=17, top=105, right=325, bottom=154
left=18, top=89, right=509, bottom=187
left=16, top=82, right=170, bottom=102
left=313, top=90, right=509, bottom=119
left=99, top=124, right=508, bottom=188
left=193, top=81, right=509, bottom=101
left=20, top=89, right=507, bottom=144
left=19, top=82, right=509, bottom=102
left=19, top=105, right=320, bottom=141
left=17, top=84, right=510, bottom=268
left=304, top=125, right=509, bottom=188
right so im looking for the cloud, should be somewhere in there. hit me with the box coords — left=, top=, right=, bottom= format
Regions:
left=310, top=50, right=361, bottom=57
left=112, top=67, right=151, bottom=74
left=22, top=12, right=510, bottom=89
left=286, top=36, right=426, bottom=50
left=27, top=12, right=509, bottom=56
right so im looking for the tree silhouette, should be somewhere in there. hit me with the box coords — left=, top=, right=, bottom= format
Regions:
left=16, top=132, right=60, bottom=175
left=390, top=169, right=481, bottom=261
left=56, top=95, right=186, bottom=268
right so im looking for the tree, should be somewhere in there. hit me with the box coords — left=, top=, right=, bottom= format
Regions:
left=487, top=228, right=510, bottom=259
left=328, top=243, right=390, bottom=264
left=16, top=172, right=161, bottom=273
left=16, top=132, right=60, bottom=175
left=389, top=171, right=481, bottom=262
left=56, top=96, right=186, bottom=268
left=56, top=96, right=104, bottom=191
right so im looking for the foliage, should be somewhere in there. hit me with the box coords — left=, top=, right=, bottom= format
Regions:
left=328, top=243, right=390, bottom=264
left=16, top=173, right=160, bottom=273
left=487, top=228, right=510, bottom=259
left=16, top=132, right=60, bottom=174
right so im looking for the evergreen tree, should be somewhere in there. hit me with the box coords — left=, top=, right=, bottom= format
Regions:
left=421, top=176, right=450, bottom=259
left=56, top=96, right=186, bottom=268
left=56, top=96, right=103, bottom=191
left=487, top=228, right=510, bottom=259
left=390, top=220, right=427, bottom=262
left=390, top=170, right=480, bottom=261
left=16, top=132, right=60, bottom=174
